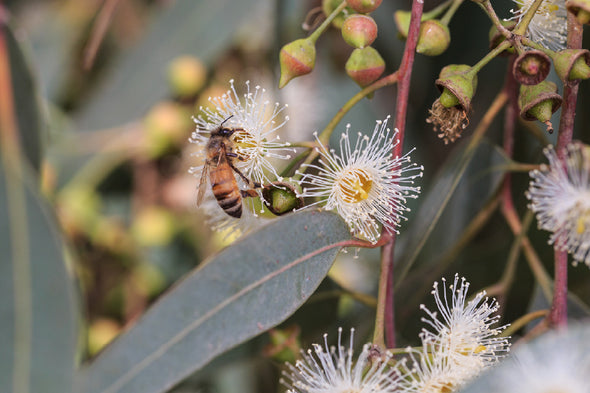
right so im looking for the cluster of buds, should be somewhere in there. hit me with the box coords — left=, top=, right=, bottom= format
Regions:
left=394, top=10, right=451, bottom=56
left=279, top=0, right=386, bottom=88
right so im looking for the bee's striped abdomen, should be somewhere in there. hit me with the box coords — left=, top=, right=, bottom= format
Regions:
left=211, top=165, right=242, bottom=218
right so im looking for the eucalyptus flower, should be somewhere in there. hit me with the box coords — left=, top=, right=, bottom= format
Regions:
left=297, top=117, right=423, bottom=243
left=508, top=0, right=567, bottom=51
left=526, top=143, right=590, bottom=267
left=281, top=328, right=399, bottom=393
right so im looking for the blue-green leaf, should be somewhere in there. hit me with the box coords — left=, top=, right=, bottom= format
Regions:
left=0, top=158, right=78, bottom=393
left=76, top=210, right=350, bottom=393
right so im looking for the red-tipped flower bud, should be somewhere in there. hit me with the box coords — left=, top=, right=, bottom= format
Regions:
left=345, top=46, right=385, bottom=87
left=341, top=15, right=378, bottom=48
left=550, top=49, right=590, bottom=82
left=566, top=0, right=590, bottom=24
left=262, top=182, right=303, bottom=216
left=518, top=81, right=562, bottom=133
left=279, top=38, right=316, bottom=88
left=347, top=0, right=383, bottom=13
left=513, top=50, right=551, bottom=85
left=416, top=20, right=450, bottom=56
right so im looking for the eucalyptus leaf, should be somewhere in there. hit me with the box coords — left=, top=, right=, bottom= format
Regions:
left=76, top=210, right=350, bottom=393
left=2, top=19, right=44, bottom=171
left=75, top=0, right=261, bottom=131
left=0, top=158, right=78, bottom=393
left=395, top=138, right=507, bottom=282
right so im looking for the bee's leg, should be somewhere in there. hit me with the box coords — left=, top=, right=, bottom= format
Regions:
left=240, top=189, right=259, bottom=198
left=228, top=160, right=261, bottom=188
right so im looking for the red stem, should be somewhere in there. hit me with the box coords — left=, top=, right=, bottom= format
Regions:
left=379, top=0, right=424, bottom=349
left=547, top=13, right=583, bottom=328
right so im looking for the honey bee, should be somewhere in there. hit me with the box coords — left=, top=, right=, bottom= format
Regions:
left=196, top=117, right=259, bottom=218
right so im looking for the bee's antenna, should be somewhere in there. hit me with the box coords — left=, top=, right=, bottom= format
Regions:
left=221, top=115, right=234, bottom=126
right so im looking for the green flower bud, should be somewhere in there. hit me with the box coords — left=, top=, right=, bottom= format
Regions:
left=416, top=20, right=450, bottom=56
left=394, top=10, right=411, bottom=39
left=550, top=49, right=590, bottom=82
left=167, top=56, right=207, bottom=97
left=132, top=206, right=177, bottom=247
left=512, top=50, right=551, bottom=85
left=488, top=21, right=516, bottom=54
left=345, top=46, right=385, bottom=87
left=262, top=182, right=303, bottom=216
left=518, top=81, right=562, bottom=133
left=322, top=0, right=354, bottom=28
left=143, top=101, right=191, bottom=157
left=566, top=0, right=590, bottom=24
left=341, top=15, right=378, bottom=48
left=347, top=0, right=383, bottom=14
left=279, top=38, right=316, bottom=88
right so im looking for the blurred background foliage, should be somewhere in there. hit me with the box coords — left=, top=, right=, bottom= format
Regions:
left=2, top=0, right=590, bottom=392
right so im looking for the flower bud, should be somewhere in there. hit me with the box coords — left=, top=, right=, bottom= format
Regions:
left=347, top=0, right=383, bottom=13
left=167, top=56, right=207, bottom=98
left=416, top=20, right=451, bottom=56
left=322, top=0, right=353, bottom=28
left=262, top=182, right=303, bottom=216
left=394, top=10, right=411, bottom=39
left=513, top=50, right=551, bottom=85
left=566, top=0, right=590, bottom=24
left=550, top=49, right=590, bottom=82
left=143, top=101, right=191, bottom=156
left=341, top=15, right=378, bottom=48
left=132, top=206, right=176, bottom=247
left=345, top=46, right=385, bottom=87
left=279, top=38, right=316, bottom=88
left=435, top=64, right=478, bottom=111
left=518, top=81, right=562, bottom=133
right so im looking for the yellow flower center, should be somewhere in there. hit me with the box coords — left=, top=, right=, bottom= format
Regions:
left=339, top=169, right=373, bottom=204
left=232, top=129, right=257, bottom=160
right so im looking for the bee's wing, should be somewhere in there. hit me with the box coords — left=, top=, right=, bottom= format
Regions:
left=196, top=162, right=209, bottom=207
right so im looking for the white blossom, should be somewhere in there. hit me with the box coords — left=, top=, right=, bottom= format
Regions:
left=526, top=143, right=590, bottom=267
left=508, top=0, right=567, bottom=51
left=297, top=117, right=423, bottom=243
left=281, top=328, right=399, bottom=393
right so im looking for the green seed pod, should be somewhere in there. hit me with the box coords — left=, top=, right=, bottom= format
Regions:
left=550, top=49, right=590, bottom=82
left=435, top=64, right=478, bottom=111
left=262, top=182, right=303, bottom=216
left=513, top=50, right=551, bottom=85
left=347, top=0, right=383, bottom=14
left=279, top=38, right=316, bottom=88
left=416, top=20, right=451, bottom=56
left=341, top=14, right=378, bottom=48
left=518, top=81, right=562, bottom=133
left=345, top=46, right=385, bottom=87
left=144, top=101, right=191, bottom=157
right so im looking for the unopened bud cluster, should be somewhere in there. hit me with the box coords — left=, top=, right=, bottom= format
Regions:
left=279, top=0, right=386, bottom=88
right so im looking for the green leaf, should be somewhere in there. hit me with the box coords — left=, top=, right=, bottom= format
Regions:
left=77, top=210, right=350, bottom=393
left=2, top=19, right=45, bottom=171
left=0, top=158, right=78, bottom=393
left=395, top=139, right=509, bottom=282
left=75, top=0, right=261, bottom=131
